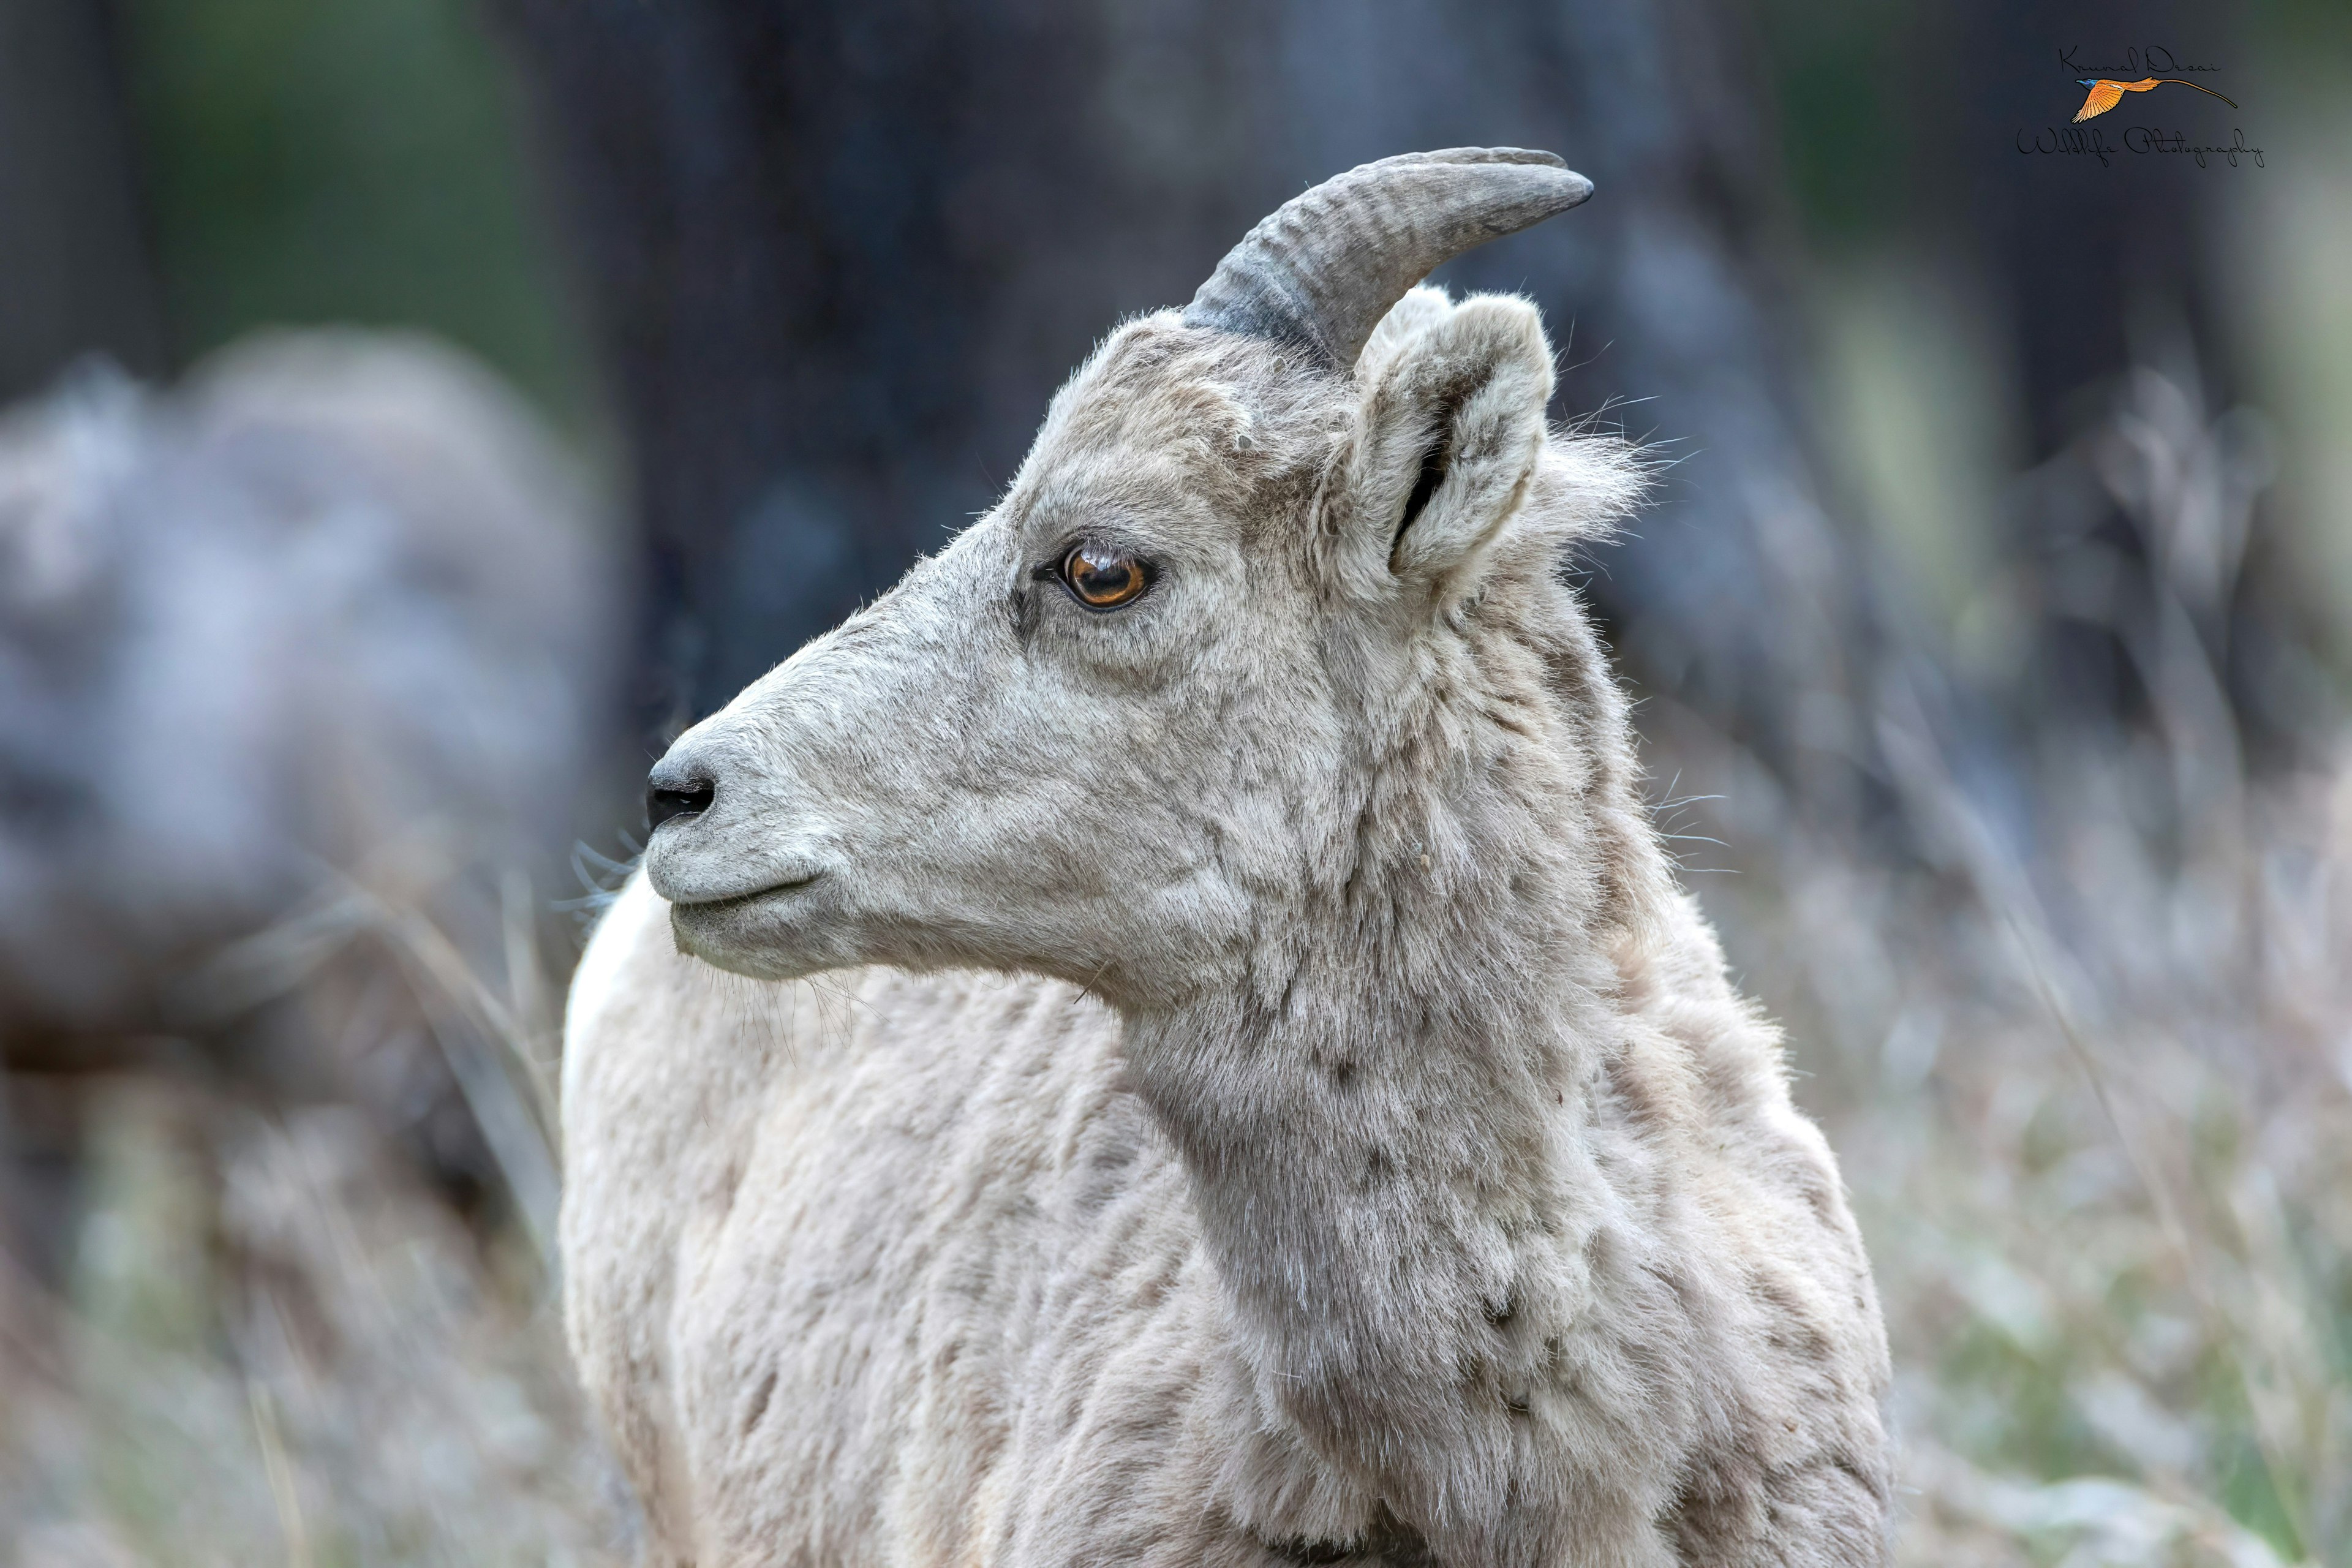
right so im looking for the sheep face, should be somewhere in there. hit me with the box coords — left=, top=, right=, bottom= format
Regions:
left=645, top=288, right=1631, bottom=1012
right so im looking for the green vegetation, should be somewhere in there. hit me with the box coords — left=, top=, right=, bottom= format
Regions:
left=117, top=0, right=595, bottom=428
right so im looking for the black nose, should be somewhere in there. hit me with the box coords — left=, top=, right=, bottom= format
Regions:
left=646, top=772, right=716, bottom=831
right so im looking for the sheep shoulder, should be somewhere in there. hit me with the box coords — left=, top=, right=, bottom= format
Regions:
left=1591, top=890, right=1894, bottom=1561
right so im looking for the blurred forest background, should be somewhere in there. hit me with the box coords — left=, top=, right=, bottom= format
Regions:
left=4, top=0, right=2351, bottom=1563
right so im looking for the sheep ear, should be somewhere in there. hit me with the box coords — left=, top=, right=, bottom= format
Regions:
left=1329, top=288, right=1554, bottom=603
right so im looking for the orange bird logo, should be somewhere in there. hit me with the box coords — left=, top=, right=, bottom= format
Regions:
left=2072, top=77, right=2237, bottom=122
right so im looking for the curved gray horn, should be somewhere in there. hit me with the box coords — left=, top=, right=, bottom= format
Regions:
left=1181, top=148, right=1593, bottom=371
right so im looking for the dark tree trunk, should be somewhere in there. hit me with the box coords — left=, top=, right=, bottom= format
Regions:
left=1912, top=0, right=2267, bottom=747
left=1943, top=0, right=2231, bottom=456
left=0, top=0, right=165, bottom=401
left=492, top=0, right=1866, bottom=791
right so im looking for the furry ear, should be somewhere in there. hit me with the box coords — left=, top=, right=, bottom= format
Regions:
left=1328, top=287, right=1553, bottom=603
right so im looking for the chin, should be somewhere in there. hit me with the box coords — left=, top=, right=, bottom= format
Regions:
left=666, top=890, right=835, bottom=981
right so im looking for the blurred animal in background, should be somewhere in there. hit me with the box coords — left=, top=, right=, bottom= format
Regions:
left=0, top=332, right=615, bottom=1268
left=2070, top=77, right=2238, bottom=122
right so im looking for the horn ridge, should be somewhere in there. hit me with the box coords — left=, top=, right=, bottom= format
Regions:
left=1182, top=148, right=1593, bottom=371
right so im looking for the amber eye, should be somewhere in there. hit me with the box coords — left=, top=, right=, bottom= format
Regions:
left=1060, top=541, right=1148, bottom=609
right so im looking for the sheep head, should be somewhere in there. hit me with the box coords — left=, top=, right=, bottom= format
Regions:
left=643, top=149, right=1642, bottom=1012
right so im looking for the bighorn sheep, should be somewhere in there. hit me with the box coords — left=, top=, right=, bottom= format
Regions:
left=564, top=149, right=1892, bottom=1566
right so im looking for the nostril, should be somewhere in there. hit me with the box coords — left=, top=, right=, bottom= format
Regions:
left=647, top=775, right=716, bottom=832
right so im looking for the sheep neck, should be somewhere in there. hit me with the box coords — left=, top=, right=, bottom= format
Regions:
left=1123, top=821, right=1628, bottom=1531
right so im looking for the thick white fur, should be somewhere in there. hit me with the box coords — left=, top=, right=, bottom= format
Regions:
left=564, top=287, right=1893, bottom=1566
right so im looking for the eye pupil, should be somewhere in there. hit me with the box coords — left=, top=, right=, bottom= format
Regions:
left=1063, top=543, right=1145, bottom=608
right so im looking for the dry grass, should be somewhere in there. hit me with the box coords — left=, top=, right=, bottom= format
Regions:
left=0, top=874, right=633, bottom=1566
left=1670, top=361, right=2351, bottom=1566
left=2, top=1088, right=631, bottom=1567
left=3, top=362, right=2345, bottom=1565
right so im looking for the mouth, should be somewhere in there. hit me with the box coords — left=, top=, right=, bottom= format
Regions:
left=667, top=872, right=823, bottom=915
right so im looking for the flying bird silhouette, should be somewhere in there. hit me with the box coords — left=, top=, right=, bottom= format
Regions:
left=2072, top=77, right=2239, bottom=123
